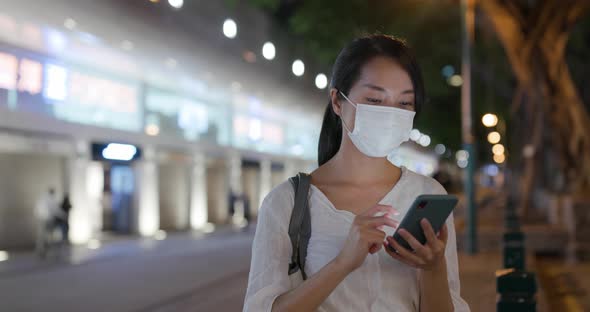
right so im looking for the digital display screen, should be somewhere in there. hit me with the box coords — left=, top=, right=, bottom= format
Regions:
left=91, top=142, right=142, bottom=162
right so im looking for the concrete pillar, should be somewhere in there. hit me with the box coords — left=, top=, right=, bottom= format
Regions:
left=206, top=160, right=229, bottom=224
left=86, top=161, right=104, bottom=235
left=68, top=140, right=99, bottom=244
left=158, top=162, right=189, bottom=231
left=190, top=153, right=208, bottom=230
left=134, top=146, right=159, bottom=237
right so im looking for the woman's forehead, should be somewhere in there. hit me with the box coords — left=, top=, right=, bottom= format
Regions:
left=355, top=56, right=413, bottom=93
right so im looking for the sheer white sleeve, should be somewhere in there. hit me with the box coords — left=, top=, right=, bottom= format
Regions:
left=243, top=182, right=296, bottom=312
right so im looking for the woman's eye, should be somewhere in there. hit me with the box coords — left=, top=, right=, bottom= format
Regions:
left=366, top=98, right=382, bottom=103
left=399, top=101, right=414, bottom=106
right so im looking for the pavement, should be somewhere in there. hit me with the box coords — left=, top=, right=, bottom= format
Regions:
left=536, top=256, right=590, bottom=312
left=0, top=227, right=254, bottom=312
left=0, top=224, right=587, bottom=312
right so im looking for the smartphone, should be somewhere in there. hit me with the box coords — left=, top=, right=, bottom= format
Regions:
left=390, top=194, right=458, bottom=251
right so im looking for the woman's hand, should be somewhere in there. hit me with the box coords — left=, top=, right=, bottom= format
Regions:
left=335, top=205, right=398, bottom=273
left=383, top=219, right=448, bottom=271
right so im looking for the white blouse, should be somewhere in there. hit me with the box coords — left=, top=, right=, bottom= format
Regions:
left=244, top=167, right=470, bottom=312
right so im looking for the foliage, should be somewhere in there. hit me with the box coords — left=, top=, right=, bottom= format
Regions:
left=247, top=0, right=511, bottom=153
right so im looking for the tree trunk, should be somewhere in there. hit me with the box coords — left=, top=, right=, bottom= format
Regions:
left=480, top=0, right=590, bottom=218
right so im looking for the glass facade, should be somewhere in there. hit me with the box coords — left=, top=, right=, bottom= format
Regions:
left=0, top=45, right=319, bottom=160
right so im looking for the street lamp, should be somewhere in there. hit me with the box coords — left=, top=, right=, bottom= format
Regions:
left=493, top=153, right=505, bottom=164
left=482, top=113, right=498, bottom=127
left=292, top=60, right=305, bottom=76
left=448, top=74, right=463, bottom=87
left=223, top=19, right=237, bottom=39
left=262, top=42, right=275, bottom=60
left=488, top=131, right=501, bottom=144
left=492, top=144, right=505, bottom=155
left=168, top=0, right=183, bottom=9
left=315, top=74, right=328, bottom=89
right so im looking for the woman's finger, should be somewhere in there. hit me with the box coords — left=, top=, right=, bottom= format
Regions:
left=365, top=228, right=386, bottom=240
left=365, top=216, right=399, bottom=229
left=421, top=218, right=438, bottom=247
left=387, top=236, right=425, bottom=266
left=397, top=229, right=431, bottom=259
left=383, top=242, right=416, bottom=267
left=360, top=204, right=396, bottom=217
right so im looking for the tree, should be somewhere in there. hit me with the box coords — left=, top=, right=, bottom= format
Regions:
left=479, top=0, right=590, bottom=216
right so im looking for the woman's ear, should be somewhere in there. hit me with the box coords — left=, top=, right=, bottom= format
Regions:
left=330, top=88, right=342, bottom=116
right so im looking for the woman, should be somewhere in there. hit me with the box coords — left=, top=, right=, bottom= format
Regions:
left=244, top=34, right=470, bottom=312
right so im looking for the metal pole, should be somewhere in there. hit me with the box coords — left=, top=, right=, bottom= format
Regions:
left=461, top=0, right=477, bottom=254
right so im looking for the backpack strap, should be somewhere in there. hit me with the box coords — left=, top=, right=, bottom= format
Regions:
left=287, top=172, right=312, bottom=280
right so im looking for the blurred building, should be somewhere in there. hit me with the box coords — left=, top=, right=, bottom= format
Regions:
left=0, top=0, right=325, bottom=249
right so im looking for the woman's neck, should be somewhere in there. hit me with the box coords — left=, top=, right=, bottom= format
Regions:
left=323, top=138, right=400, bottom=185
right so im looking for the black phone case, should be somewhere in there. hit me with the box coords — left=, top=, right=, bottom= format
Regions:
left=391, top=194, right=458, bottom=251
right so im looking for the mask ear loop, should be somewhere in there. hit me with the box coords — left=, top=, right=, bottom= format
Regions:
left=338, top=91, right=356, bottom=134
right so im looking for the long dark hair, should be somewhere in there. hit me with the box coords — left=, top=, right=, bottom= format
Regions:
left=317, top=34, right=425, bottom=166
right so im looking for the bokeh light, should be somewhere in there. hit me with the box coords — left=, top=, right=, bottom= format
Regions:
left=223, top=19, right=237, bottom=38
left=494, top=154, right=506, bottom=164
left=315, top=73, right=328, bottom=89
left=482, top=113, right=498, bottom=127
left=292, top=59, right=305, bottom=76
left=262, top=42, right=275, bottom=60
left=488, top=131, right=501, bottom=144
left=492, top=144, right=505, bottom=155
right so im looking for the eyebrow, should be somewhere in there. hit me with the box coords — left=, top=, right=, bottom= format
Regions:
left=362, top=83, right=414, bottom=94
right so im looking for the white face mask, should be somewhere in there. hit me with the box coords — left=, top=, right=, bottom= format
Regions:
left=340, top=91, right=415, bottom=157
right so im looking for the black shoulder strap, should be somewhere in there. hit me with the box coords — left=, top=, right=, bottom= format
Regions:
left=287, top=172, right=311, bottom=280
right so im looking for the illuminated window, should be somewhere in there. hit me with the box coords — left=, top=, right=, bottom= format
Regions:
left=67, top=71, right=138, bottom=113
left=233, top=116, right=249, bottom=138
left=44, top=63, right=68, bottom=101
left=262, top=123, right=284, bottom=145
left=18, top=58, right=42, bottom=94
left=178, top=102, right=208, bottom=133
left=0, top=52, right=17, bottom=90
left=248, top=118, right=262, bottom=141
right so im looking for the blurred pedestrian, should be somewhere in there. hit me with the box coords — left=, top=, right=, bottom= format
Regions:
left=56, top=194, right=72, bottom=244
left=35, top=188, right=60, bottom=257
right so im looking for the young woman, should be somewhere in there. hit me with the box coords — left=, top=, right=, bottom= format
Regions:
left=244, top=34, right=470, bottom=312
